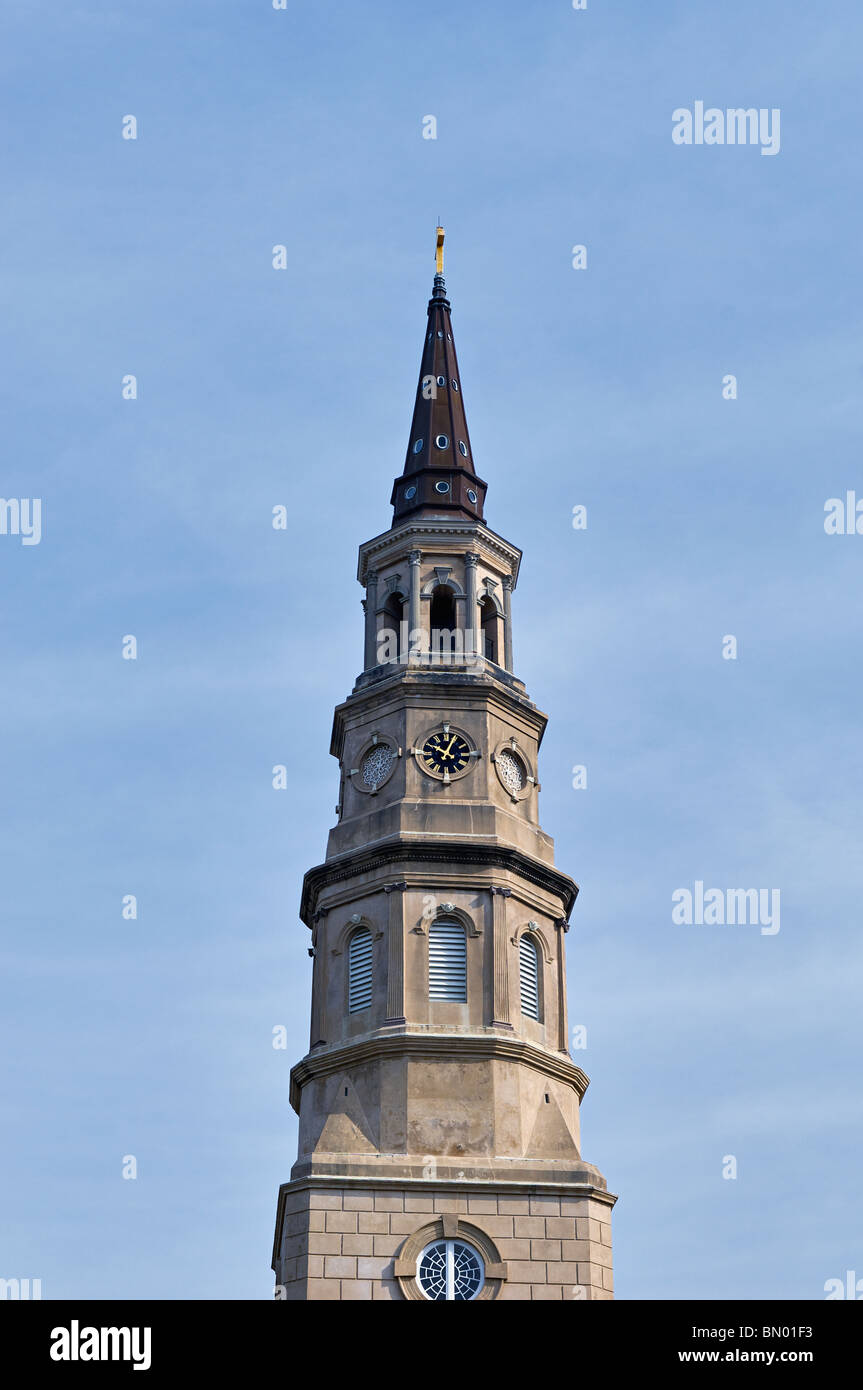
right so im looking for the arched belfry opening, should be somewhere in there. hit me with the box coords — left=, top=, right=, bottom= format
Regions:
left=429, top=584, right=458, bottom=660
left=480, top=597, right=499, bottom=664
left=380, top=591, right=405, bottom=662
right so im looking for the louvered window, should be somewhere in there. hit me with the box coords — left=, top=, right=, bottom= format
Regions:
left=348, top=928, right=373, bottom=1013
left=428, top=919, right=467, bottom=1002
left=519, top=934, right=540, bottom=1020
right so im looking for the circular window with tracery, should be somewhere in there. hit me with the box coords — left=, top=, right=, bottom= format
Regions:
left=350, top=737, right=400, bottom=795
left=360, top=744, right=394, bottom=788
left=416, top=1239, right=485, bottom=1301
left=497, top=749, right=526, bottom=794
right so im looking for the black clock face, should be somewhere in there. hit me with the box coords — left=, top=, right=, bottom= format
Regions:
left=421, top=730, right=471, bottom=775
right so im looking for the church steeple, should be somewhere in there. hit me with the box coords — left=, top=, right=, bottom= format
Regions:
left=272, top=235, right=616, bottom=1303
left=390, top=228, right=488, bottom=525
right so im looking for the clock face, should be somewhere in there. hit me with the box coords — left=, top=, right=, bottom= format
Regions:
left=421, top=730, right=472, bottom=776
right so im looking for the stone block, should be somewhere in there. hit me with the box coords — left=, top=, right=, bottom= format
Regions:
left=531, top=1284, right=563, bottom=1300
left=434, top=1195, right=468, bottom=1213
left=497, top=1238, right=531, bottom=1260
left=498, top=1283, right=532, bottom=1301
left=575, top=1218, right=603, bottom=1244
left=307, top=1232, right=342, bottom=1257
left=324, top=1256, right=357, bottom=1280
left=529, top=1196, right=560, bottom=1217
left=343, top=1192, right=376, bottom=1212
left=340, top=1280, right=373, bottom=1301
left=405, top=1196, right=435, bottom=1213
left=560, top=1240, right=592, bottom=1262
left=306, top=1279, right=342, bottom=1301
left=357, top=1212, right=389, bottom=1234
left=513, top=1216, right=546, bottom=1238
left=374, top=1194, right=404, bottom=1212
left=544, top=1217, right=576, bottom=1239
left=372, top=1280, right=401, bottom=1300
left=373, top=1234, right=401, bottom=1257
left=471, top=1215, right=512, bottom=1239
left=358, top=1255, right=394, bottom=1280
left=497, top=1197, right=530, bottom=1215
left=530, top=1239, right=561, bottom=1262
left=506, top=1260, right=545, bottom=1285
left=325, top=1210, right=358, bottom=1234
left=342, top=1234, right=374, bottom=1256
left=308, top=1192, right=344, bottom=1211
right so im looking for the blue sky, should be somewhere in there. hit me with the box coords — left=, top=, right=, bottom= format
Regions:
left=1, top=0, right=861, bottom=1299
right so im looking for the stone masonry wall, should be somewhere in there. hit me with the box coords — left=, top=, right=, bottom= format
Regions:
left=274, top=1183, right=614, bottom=1302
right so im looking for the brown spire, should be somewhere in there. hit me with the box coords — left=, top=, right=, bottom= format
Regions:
left=390, top=230, right=487, bottom=525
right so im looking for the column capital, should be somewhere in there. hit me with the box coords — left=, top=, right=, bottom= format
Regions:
left=502, top=573, right=514, bottom=591
left=465, top=551, right=479, bottom=568
left=409, top=549, right=422, bottom=565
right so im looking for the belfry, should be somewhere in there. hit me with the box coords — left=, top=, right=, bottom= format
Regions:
left=272, top=233, right=616, bottom=1301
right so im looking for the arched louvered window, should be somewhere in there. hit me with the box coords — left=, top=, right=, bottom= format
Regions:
left=348, top=927, right=373, bottom=1013
left=428, top=918, right=467, bottom=1002
left=519, top=934, right=540, bottom=1020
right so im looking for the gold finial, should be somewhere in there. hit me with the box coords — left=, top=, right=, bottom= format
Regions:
left=435, top=225, right=445, bottom=276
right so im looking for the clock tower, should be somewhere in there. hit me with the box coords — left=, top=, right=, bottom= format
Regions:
left=272, top=235, right=616, bottom=1302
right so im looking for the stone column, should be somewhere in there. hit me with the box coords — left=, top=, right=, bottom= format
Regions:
left=554, top=918, right=570, bottom=1053
left=408, top=550, right=422, bottom=663
left=384, top=882, right=407, bottom=1024
left=364, top=569, right=378, bottom=670
left=502, top=574, right=514, bottom=672
left=464, top=552, right=478, bottom=662
left=490, top=886, right=512, bottom=1028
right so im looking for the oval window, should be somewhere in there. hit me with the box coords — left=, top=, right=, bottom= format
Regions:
left=405, top=485, right=417, bottom=500
left=413, top=439, right=423, bottom=454
left=437, top=375, right=445, bottom=387
left=435, top=481, right=450, bottom=493
left=452, top=379, right=459, bottom=391
left=458, top=441, right=468, bottom=457
left=435, top=435, right=448, bottom=449
left=467, top=489, right=478, bottom=504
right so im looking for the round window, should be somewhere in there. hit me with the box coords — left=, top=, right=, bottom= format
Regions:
left=435, top=481, right=450, bottom=493
left=417, top=1239, right=484, bottom=1301
left=435, top=435, right=448, bottom=449
left=360, top=744, right=394, bottom=789
left=413, top=439, right=423, bottom=454
left=437, top=331, right=443, bottom=339
left=497, top=749, right=527, bottom=794
left=405, top=485, right=417, bottom=500
left=467, top=489, right=478, bottom=504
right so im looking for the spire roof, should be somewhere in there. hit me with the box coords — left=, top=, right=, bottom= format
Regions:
left=390, top=230, right=487, bottom=525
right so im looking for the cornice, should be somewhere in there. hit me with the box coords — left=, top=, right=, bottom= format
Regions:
left=300, top=838, right=578, bottom=925
left=357, top=519, right=522, bottom=587
left=288, top=1030, right=590, bottom=1113
left=330, top=667, right=547, bottom=757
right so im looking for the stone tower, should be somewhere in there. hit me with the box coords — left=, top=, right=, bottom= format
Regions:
left=272, top=237, right=616, bottom=1302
